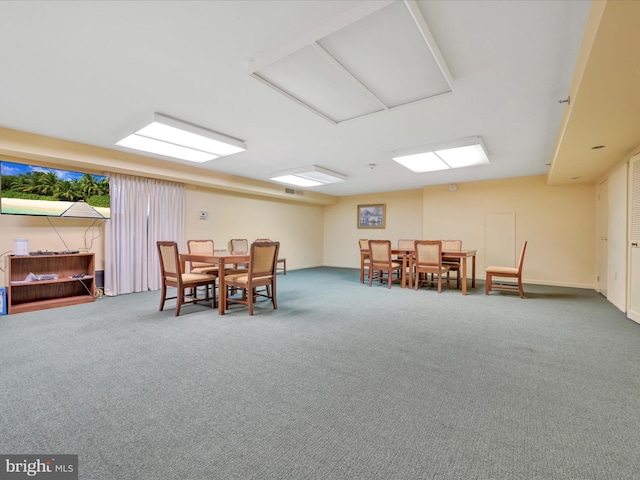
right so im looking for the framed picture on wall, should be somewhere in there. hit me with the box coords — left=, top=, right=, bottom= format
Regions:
left=357, top=204, right=386, bottom=229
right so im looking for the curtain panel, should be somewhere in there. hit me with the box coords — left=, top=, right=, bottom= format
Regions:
left=105, top=173, right=185, bottom=296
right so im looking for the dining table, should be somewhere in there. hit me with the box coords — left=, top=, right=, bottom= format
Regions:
left=360, top=248, right=477, bottom=294
left=180, top=250, right=250, bottom=315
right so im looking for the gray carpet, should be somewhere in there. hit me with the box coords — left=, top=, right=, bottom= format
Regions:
left=1, top=267, right=639, bottom=480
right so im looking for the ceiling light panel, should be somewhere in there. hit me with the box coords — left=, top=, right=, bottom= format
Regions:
left=435, top=144, right=489, bottom=168
left=270, top=165, right=346, bottom=187
left=392, top=152, right=450, bottom=173
left=392, top=136, right=490, bottom=173
left=115, top=113, right=246, bottom=163
left=117, top=135, right=217, bottom=163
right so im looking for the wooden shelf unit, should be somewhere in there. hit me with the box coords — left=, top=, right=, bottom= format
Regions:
left=7, top=253, right=96, bottom=314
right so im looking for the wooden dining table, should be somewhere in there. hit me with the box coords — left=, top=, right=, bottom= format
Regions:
left=180, top=251, right=250, bottom=315
left=360, top=248, right=477, bottom=294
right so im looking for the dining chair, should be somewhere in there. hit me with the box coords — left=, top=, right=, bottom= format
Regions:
left=156, top=241, right=217, bottom=316
left=187, top=239, right=218, bottom=275
left=397, top=239, right=416, bottom=283
left=441, top=239, right=462, bottom=288
left=368, top=240, right=402, bottom=288
left=359, top=238, right=370, bottom=283
left=224, top=240, right=280, bottom=315
left=229, top=238, right=250, bottom=271
left=485, top=241, right=528, bottom=298
left=255, top=238, right=286, bottom=274
left=414, top=240, right=450, bottom=293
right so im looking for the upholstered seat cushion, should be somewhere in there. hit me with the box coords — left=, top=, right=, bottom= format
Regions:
left=486, top=266, right=518, bottom=275
left=165, top=273, right=216, bottom=284
left=225, top=273, right=272, bottom=285
left=191, top=266, right=219, bottom=274
left=485, top=266, right=518, bottom=275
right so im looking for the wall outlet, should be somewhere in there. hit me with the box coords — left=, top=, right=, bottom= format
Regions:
left=199, top=211, right=208, bottom=220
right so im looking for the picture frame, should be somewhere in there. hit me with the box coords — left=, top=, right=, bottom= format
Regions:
left=357, top=203, right=386, bottom=229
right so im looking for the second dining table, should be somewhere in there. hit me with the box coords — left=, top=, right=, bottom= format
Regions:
left=180, top=250, right=250, bottom=315
left=360, top=247, right=477, bottom=294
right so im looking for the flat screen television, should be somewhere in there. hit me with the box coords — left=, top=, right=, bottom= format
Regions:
left=0, top=160, right=110, bottom=219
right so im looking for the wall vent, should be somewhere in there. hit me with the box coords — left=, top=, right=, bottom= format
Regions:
left=284, top=188, right=304, bottom=196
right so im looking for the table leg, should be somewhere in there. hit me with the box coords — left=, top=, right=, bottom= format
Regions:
left=471, top=255, right=476, bottom=288
left=461, top=256, right=468, bottom=295
left=401, top=254, right=407, bottom=288
left=409, top=254, right=414, bottom=289
left=218, top=259, right=226, bottom=315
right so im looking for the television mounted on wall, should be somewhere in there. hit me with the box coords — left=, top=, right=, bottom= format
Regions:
left=0, top=160, right=110, bottom=219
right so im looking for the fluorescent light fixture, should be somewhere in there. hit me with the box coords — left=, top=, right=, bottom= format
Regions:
left=116, top=113, right=246, bottom=163
left=270, top=165, right=347, bottom=187
left=392, top=136, right=489, bottom=173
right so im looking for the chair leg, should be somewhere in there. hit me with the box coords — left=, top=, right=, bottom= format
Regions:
left=518, top=276, right=524, bottom=298
left=159, top=284, right=167, bottom=311
left=175, top=289, right=184, bottom=316
left=248, top=287, right=254, bottom=315
left=271, top=281, right=277, bottom=309
left=486, top=273, right=492, bottom=294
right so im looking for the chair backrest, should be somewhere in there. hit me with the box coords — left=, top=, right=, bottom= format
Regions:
left=230, top=238, right=249, bottom=253
left=414, top=240, right=443, bottom=267
left=254, top=238, right=272, bottom=242
left=441, top=240, right=462, bottom=251
left=516, top=241, right=528, bottom=273
left=187, top=239, right=214, bottom=268
left=398, top=239, right=415, bottom=250
left=368, top=240, right=392, bottom=267
left=249, top=241, right=280, bottom=278
left=359, top=238, right=369, bottom=249
left=157, top=241, right=180, bottom=279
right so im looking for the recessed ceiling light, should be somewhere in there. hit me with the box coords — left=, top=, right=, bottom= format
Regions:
left=116, top=113, right=246, bottom=163
left=392, top=136, right=489, bottom=173
left=270, top=165, right=347, bottom=187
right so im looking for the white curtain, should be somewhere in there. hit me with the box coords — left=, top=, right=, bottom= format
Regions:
left=105, top=173, right=185, bottom=296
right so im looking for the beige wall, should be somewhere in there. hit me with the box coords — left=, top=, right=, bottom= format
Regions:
left=323, top=175, right=596, bottom=288
left=421, top=175, right=595, bottom=287
left=323, top=189, right=423, bottom=268
left=185, top=187, right=324, bottom=270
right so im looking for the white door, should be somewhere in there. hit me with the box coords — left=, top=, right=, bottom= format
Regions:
left=628, top=154, right=640, bottom=323
left=597, top=179, right=608, bottom=296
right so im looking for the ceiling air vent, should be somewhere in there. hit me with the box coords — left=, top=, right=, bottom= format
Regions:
left=284, top=187, right=304, bottom=196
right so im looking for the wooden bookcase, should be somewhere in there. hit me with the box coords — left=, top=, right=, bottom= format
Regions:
left=7, top=253, right=96, bottom=314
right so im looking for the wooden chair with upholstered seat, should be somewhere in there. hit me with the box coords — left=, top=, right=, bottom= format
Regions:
left=157, top=241, right=217, bottom=316
left=254, top=238, right=286, bottom=274
left=224, top=240, right=280, bottom=315
left=228, top=238, right=250, bottom=272
left=187, top=239, right=219, bottom=275
left=368, top=240, right=402, bottom=289
left=414, top=240, right=450, bottom=293
left=485, top=241, right=528, bottom=298
left=441, top=239, right=462, bottom=288
left=359, top=238, right=370, bottom=283
left=397, top=239, right=416, bottom=283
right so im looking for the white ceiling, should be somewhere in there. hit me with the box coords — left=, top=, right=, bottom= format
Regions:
left=0, top=0, right=591, bottom=196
